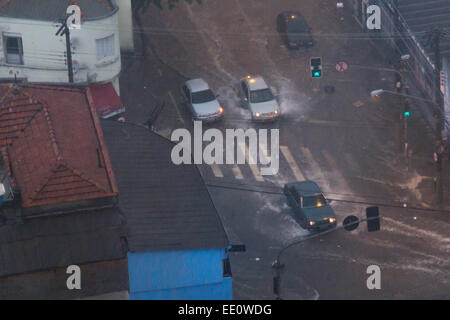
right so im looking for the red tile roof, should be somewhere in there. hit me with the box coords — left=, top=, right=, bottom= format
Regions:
left=0, top=83, right=118, bottom=208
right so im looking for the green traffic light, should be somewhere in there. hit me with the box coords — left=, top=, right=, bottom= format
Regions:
left=404, top=111, right=410, bottom=117
left=313, top=71, right=321, bottom=77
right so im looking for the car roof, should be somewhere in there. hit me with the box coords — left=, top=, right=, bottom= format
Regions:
left=186, top=78, right=210, bottom=93
left=243, top=76, right=269, bottom=91
left=280, top=10, right=302, bottom=18
left=280, top=11, right=304, bottom=20
left=288, top=181, right=322, bottom=196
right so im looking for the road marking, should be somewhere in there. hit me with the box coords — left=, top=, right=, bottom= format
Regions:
left=168, top=91, right=185, bottom=125
left=300, top=147, right=324, bottom=180
left=259, top=141, right=278, bottom=176
left=232, top=164, right=244, bottom=180
left=321, top=149, right=352, bottom=191
left=280, top=146, right=305, bottom=181
left=210, top=164, right=224, bottom=178
left=237, top=141, right=264, bottom=182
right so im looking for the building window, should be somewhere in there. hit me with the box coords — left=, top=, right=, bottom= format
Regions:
left=4, top=36, right=23, bottom=65
left=96, top=34, right=115, bottom=60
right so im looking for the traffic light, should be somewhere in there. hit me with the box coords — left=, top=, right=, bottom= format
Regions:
left=310, top=57, right=322, bottom=78
left=404, top=102, right=410, bottom=117
left=366, top=206, right=380, bottom=232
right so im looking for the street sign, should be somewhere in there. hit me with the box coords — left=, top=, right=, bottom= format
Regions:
left=335, top=61, right=349, bottom=72
left=366, top=206, right=380, bottom=232
left=343, top=215, right=359, bottom=231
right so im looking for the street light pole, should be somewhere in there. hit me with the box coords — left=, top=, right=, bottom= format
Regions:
left=370, top=89, right=439, bottom=105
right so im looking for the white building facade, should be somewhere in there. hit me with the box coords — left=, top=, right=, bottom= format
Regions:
left=0, top=0, right=133, bottom=91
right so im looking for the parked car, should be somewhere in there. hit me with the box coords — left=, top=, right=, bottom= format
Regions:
left=283, top=181, right=337, bottom=231
left=238, top=75, right=281, bottom=122
left=276, top=11, right=314, bottom=49
left=181, top=78, right=224, bottom=122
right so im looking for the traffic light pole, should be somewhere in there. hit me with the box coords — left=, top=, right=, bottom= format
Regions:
left=272, top=211, right=380, bottom=299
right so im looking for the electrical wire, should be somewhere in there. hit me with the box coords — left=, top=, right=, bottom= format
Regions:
left=204, top=180, right=450, bottom=214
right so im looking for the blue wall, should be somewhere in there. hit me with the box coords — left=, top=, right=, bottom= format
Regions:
left=128, top=248, right=232, bottom=300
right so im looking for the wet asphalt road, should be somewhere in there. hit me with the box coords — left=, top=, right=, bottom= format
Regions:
left=122, top=0, right=450, bottom=299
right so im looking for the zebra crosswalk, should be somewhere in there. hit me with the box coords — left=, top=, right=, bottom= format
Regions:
left=202, top=142, right=361, bottom=192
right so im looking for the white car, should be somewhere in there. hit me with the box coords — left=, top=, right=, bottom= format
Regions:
left=238, top=76, right=281, bottom=121
left=181, top=78, right=224, bottom=122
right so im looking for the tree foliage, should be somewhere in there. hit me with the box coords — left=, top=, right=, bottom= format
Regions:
left=132, top=0, right=202, bottom=13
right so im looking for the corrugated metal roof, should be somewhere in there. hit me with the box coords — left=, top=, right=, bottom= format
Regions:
left=101, top=120, right=229, bottom=252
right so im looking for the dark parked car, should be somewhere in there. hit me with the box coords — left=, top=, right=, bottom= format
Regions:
left=276, top=11, right=314, bottom=49
left=284, top=181, right=337, bottom=231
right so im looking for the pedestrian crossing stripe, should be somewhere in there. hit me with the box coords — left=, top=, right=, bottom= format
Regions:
left=321, top=149, right=352, bottom=192
left=210, top=163, right=224, bottom=178
left=280, top=146, right=305, bottom=181
left=238, top=140, right=264, bottom=182
left=231, top=164, right=244, bottom=180
left=205, top=145, right=355, bottom=193
left=300, top=146, right=326, bottom=182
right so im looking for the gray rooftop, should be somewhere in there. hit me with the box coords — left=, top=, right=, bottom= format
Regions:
left=397, top=0, right=450, bottom=60
left=0, top=206, right=127, bottom=278
left=0, top=0, right=116, bottom=21
left=101, top=120, right=229, bottom=253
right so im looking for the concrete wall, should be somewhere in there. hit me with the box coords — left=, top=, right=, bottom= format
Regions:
left=116, top=0, right=134, bottom=52
left=128, top=248, right=232, bottom=300
left=0, top=12, right=121, bottom=85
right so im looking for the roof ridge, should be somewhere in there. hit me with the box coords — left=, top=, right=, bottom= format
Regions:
left=24, top=161, right=109, bottom=207
left=8, top=83, right=84, bottom=93
left=40, top=101, right=63, bottom=161
left=64, top=163, right=109, bottom=194
left=3, top=90, right=62, bottom=160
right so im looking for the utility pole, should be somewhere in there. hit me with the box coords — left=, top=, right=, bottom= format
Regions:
left=432, top=28, right=445, bottom=205
left=423, top=27, right=446, bottom=205
left=56, top=18, right=74, bottom=83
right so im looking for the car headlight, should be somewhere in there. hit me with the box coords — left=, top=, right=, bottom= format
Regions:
left=254, top=112, right=260, bottom=117
left=309, top=221, right=315, bottom=226
left=274, top=110, right=279, bottom=115
left=329, top=217, right=336, bottom=223
left=219, top=107, right=224, bottom=114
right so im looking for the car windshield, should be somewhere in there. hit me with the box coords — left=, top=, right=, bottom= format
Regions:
left=302, top=194, right=327, bottom=208
left=286, top=19, right=308, bottom=33
left=191, top=89, right=216, bottom=104
left=250, top=88, right=274, bottom=103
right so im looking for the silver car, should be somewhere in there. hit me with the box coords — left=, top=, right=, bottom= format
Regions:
left=238, top=76, right=281, bottom=121
left=181, top=78, right=224, bottom=122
